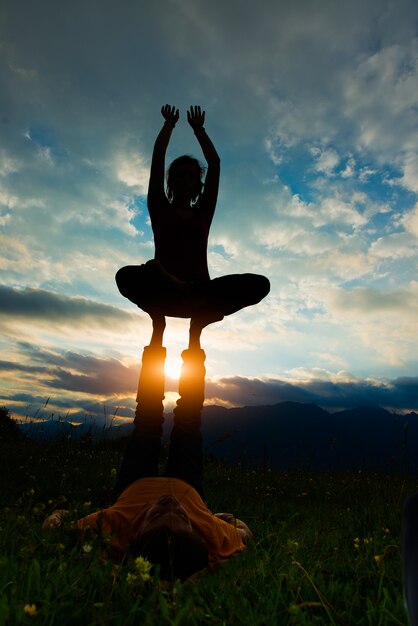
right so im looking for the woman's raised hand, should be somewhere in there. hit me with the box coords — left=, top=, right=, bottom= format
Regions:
left=161, top=104, right=179, bottom=127
left=187, top=105, right=205, bottom=130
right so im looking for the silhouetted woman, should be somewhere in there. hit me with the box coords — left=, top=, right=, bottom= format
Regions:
left=116, top=105, right=270, bottom=349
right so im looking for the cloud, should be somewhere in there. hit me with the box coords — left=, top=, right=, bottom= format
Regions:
left=402, top=203, right=418, bottom=237
left=370, top=232, right=418, bottom=259
left=325, top=285, right=416, bottom=315
left=0, top=150, right=21, bottom=177
left=0, top=285, right=136, bottom=329
left=0, top=344, right=138, bottom=396
left=0, top=190, right=18, bottom=209
left=116, top=151, right=149, bottom=193
left=2, top=344, right=417, bottom=422
left=205, top=373, right=418, bottom=412
left=0, top=359, right=49, bottom=376
left=311, top=147, right=340, bottom=175
left=314, top=284, right=418, bottom=369
left=402, top=152, right=418, bottom=193
left=43, top=353, right=138, bottom=396
left=342, top=42, right=418, bottom=159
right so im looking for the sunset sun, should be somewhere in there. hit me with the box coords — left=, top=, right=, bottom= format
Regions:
left=165, top=355, right=182, bottom=380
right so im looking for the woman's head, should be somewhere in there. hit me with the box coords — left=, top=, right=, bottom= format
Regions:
left=131, top=494, right=208, bottom=581
left=166, top=155, right=206, bottom=204
left=131, top=526, right=209, bottom=582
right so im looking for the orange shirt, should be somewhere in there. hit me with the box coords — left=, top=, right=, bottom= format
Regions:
left=78, top=477, right=245, bottom=561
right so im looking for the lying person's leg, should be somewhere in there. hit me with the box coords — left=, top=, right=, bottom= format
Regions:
left=113, top=344, right=166, bottom=500
left=165, top=348, right=206, bottom=499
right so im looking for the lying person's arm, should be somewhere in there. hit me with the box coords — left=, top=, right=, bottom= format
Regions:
left=214, top=512, right=253, bottom=543
left=42, top=509, right=69, bottom=529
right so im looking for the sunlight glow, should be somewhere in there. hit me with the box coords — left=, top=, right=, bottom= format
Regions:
left=165, top=355, right=182, bottom=381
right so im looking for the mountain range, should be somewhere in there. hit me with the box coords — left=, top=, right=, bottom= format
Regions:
left=17, top=401, right=418, bottom=472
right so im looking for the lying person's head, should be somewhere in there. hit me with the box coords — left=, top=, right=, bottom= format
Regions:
left=131, top=494, right=209, bottom=581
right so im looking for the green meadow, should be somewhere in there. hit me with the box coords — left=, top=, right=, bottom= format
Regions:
left=0, top=418, right=415, bottom=625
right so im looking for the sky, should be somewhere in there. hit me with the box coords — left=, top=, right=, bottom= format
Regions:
left=1, top=0, right=418, bottom=425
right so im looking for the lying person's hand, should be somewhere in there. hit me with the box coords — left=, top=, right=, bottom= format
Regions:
left=42, top=509, right=69, bottom=529
left=215, top=513, right=253, bottom=542
left=234, top=518, right=253, bottom=542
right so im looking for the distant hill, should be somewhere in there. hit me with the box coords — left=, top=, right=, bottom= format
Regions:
left=17, top=402, right=418, bottom=472
left=18, top=419, right=134, bottom=443
left=197, top=402, right=418, bottom=471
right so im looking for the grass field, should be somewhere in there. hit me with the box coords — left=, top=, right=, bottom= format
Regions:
left=0, top=431, right=415, bottom=625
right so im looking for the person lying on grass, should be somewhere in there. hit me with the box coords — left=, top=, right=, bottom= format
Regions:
left=43, top=348, right=252, bottom=582
left=43, top=481, right=252, bottom=582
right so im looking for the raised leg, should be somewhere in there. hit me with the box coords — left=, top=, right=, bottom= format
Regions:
left=115, top=261, right=192, bottom=318
left=187, top=273, right=270, bottom=335
left=165, top=348, right=206, bottom=499
left=113, top=345, right=166, bottom=500
left=203, top=273, right=270, bottom=317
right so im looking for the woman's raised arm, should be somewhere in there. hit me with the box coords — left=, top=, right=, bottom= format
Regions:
left=148, top=105, right=179, bottom=206
left=187, top=106, right=220, bottom=209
